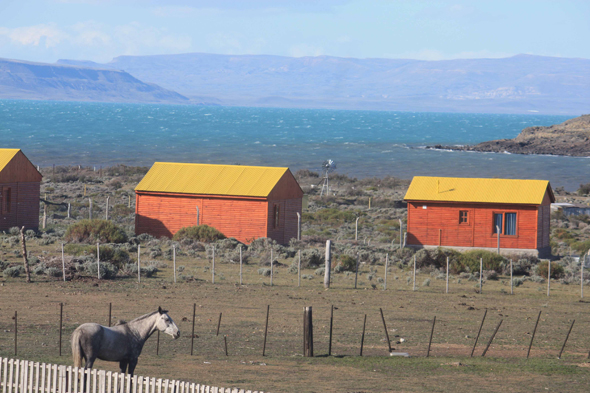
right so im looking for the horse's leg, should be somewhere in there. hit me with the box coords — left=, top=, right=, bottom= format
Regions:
left=82, top=357, right=96, bottom=393
left=128, top=359, right=138, bottom=393
left=119, top=361, right=128, bottom=393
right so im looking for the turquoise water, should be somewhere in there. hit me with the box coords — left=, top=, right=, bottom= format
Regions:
left=0, top=99, right=587, bottom=190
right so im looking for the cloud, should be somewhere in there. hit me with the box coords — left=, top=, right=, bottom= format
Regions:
left=0, top=24, right=68, bottom=48
left=0, top=21, right=192, bottom=62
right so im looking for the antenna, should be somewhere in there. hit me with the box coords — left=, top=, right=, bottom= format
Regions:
left=320, top=159, right=337, bottom=197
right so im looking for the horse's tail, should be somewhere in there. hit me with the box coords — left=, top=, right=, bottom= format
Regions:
left=71, top=328, right=84, bottom=368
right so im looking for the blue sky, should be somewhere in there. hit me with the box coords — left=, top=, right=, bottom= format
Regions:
left=1, top=0, right=589, bottom=63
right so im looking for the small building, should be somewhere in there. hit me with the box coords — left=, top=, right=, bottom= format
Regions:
left=551, top=203, right=590, bottom=217
left=404, top=176, right=555, bottom=257
left=135, top=162, right=303, bottom=244
left=0, top=149, right=42, bottom=231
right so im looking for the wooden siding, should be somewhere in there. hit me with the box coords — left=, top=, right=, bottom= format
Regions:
left=267, top=170, right=304, bottom=201
left=0, top=182, right=40, bottom=231
left=407, top=201, right=539, bottom=250
left=537, top=191, right=552, bottom=249
left=265, top=198, right=302, bottom=244
left=0, top=151, right=42, bottom=183
left=136, top=192, right=269, bottom=244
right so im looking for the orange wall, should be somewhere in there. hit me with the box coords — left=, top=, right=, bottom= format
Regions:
left=0, top=182, right=40, bottom=231
left=136, top=193, right=268, bottom=243
left=407, top=201, right=540, bottom=250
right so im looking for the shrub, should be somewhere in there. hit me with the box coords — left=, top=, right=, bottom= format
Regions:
left=422, top=278, right=431, bottom=287
left=339, top=255, right=357, bottom=271
left=65, top=244, right=129, bottom=268
left=45, top=267, right=62, bottom=277
left=172, top=225, right=226, bottom=243
left=258, top=268, right=271, bottom=277
left=9, top=227, right=20, bottom=236
left=456, top=250, right=506, bottom=273
left=83, top=262, right=118, bottom=279
left=3, top=265, right=24, bottom=278
left=536, top=261, right=565, bottom=279
left=315, top=268, right=325, bottom=276
left=65, top=220, right=128, bottom=243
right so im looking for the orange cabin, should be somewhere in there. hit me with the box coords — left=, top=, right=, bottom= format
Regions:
left=134, top=162, right=303, bottom=244
left=0, top=149, right=42, bottom=231
left=404, top=176, right=555, bottom=257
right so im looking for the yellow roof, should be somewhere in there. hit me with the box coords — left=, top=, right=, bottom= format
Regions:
left=135, top=162, right=289, bottom=197
left=404, top=176, right=553, bottom=205
left=0, top=149, right=20, bottom=172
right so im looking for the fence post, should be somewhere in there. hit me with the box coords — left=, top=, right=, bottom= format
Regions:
left=108, top=303, right=112, bottom=327
left=481, top=319, right=503, bottom=357
left=298, top=250, right=301, bottom=288
left=470, top=309, right=487, bottom=357
left=581, top=253, right=585, bottom=299
left=43, top=204, right=47, bottom=229
left=324, top=240, right=331, bottom=289
left=296, top=212, right=301, bottom=241
left=527, top=311, right=541, bottom=359
left=558, top=320, right=575, bottom=359
left=239, top=245, right=243, bottom=286
left=105, top=196, right=109, bottom=220
left=328, top=305, right=334, bottom=356
left=190, top=303, right=196, bottom=356
left=427, top=316, right=436, bottom=357
left=59, top=303, right=63, bottom=356
left=510, top=259, right=513, bottom=295
left=379, top=308, right=392, bottom=353
left=270, top=248, right=273, bottom=286
left=14, top=311, right=17, bottom=356
left=413, top=255, right=416, bottom=291
left=355, top=217, right=359, bottom=241
left=445, top=257, right=449, bottom=294
left=399, top=219, right=403, bottom=249
left=97, top=242, right=100, bottom=280
left=359, top=314, right=367, bottom=356
left=384, top=254, right=388, bottom=290
left=303, top=307, right=313, bottom=357
left=479, top=258, right=483, bottom=294
left=212, top=246, right=215, bottom=284
left=89, top=198, right=92, bottom=220
left=173, top=245, right=176, bottom=284
left=137, top=244, right=141, bottom=283
left=61, top=243, right=66, bottom=282
left=67, top=203, right=71, bottom=219
left=547, top=260, right=551, bottom=297
left=354, top=254, right=359, bottom=289
left=262, top=305, right=270, bottom=356
left=216, top=313, right=222, bottom=336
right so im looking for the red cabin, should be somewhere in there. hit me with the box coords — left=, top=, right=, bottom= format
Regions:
left=404, top=176, right=555, bottom=257
left=135, top=163, right=303, bottom=244
left=0, top=149, right=42, bottom=231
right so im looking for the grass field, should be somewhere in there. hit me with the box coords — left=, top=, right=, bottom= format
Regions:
left=2, top=257, right=590, bottom=393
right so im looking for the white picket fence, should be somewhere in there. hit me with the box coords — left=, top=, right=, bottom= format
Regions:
left=0, top=357, right=263, bottom=393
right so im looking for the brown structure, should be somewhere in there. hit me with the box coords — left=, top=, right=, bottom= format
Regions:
left=404, top=176, right=554, bottom=257
left=135, top=163, right=303, bottom=244
left=0, top=149, right=42, bottom=231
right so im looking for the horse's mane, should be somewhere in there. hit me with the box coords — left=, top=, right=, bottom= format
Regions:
left=128, top=310, right=159, bottom=324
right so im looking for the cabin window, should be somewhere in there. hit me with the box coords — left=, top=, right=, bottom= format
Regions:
left=273, top=204, right=280, bottom=229
left=492, top=212, right=517, bottom=235
left=459, top=210, right=468, bottom=224
left=1, top=187, right=10, bottom=214
left=493, top=213, right=503, bottom=234
left=504, top=213, right=517, bottom=235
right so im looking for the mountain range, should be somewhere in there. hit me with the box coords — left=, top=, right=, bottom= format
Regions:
left=1, top=53, right=589, bottom=114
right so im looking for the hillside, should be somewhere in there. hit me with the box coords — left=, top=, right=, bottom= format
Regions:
left=0, top=58, right=190, bottom=104
left=59, top=53, right=590, bottom=114
left=429, top=115, right=590, bottom=156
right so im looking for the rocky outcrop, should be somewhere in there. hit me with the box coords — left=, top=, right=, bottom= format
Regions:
left=428, top=115, right=590, bottom=156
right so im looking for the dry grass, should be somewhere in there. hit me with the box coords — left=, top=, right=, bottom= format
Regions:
left=2, top=259, right=590, bottom=392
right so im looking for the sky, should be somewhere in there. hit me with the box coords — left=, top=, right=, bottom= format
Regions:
left=0, top=0, right=589, bottom=64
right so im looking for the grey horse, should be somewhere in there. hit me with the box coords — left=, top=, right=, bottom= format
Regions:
left=71, top=307, right=180, bottom=376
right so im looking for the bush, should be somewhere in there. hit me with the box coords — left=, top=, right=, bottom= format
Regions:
left=258, top=268, right=271, bottom=276
left=536, top=261, right=565, bottom=279
left=172, top=225, right=226, bottom=243
left=3, top=265, right=24, bottom=278
left=456, top=250, right=506, bottom=273
left=339, top=255, right=357, bottom=271
left=65, top=220, right=128, bottom=243
left=65, top=244, right=130, bottom=268
left=314, top=268, right=325, bottom=276
left=83, top=262, right=118, bottom=279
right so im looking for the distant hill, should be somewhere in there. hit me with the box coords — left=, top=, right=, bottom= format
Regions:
left=0, top=58, right=190, bottom=104
left=58, top=53, right=590, bottom=115
left=429, top=115, right=590, bottom=156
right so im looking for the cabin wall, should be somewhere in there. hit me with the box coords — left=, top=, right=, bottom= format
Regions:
left=537, top=191, right=552, bottom=249
left=0, top=152, right=43, bottom=183
left=0, top=182, right=40, bottom=231
left=266, top=198, right=302, bottom=244
left=407, top=201, right=539, bottom=250
left=135, top=192, right=269, bottom=244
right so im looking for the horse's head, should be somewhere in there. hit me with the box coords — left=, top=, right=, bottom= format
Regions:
left=156, top=307, right=180, bottom=339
